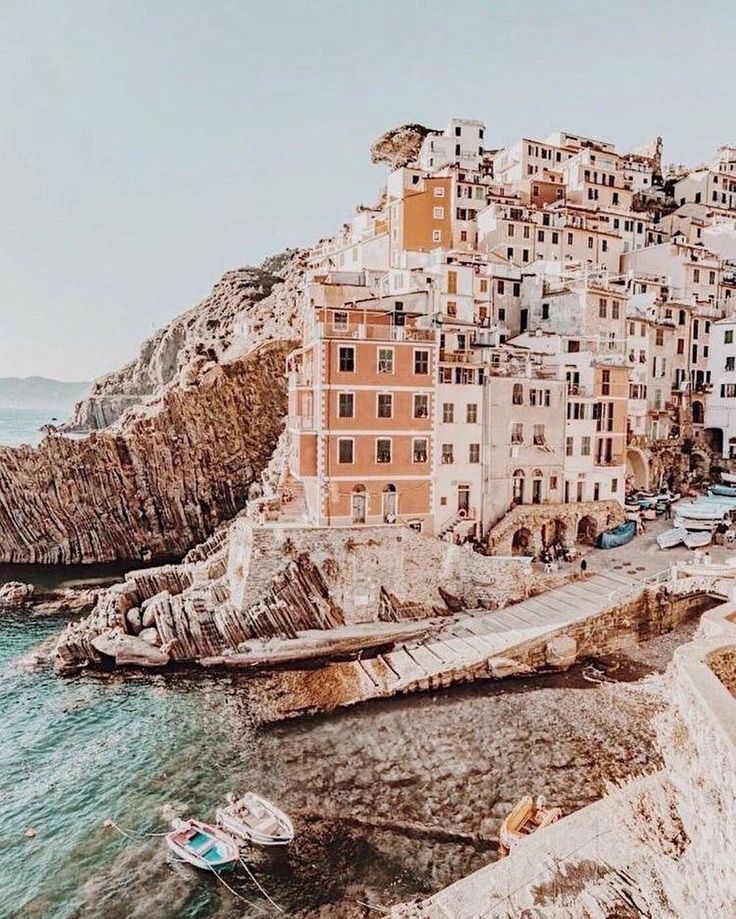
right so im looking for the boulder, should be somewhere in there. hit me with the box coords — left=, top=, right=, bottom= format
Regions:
left=91, top=631, right=170, bottom=668
left=545, top=635, right=577, bottom=670
left=141, top=603, right=158, bottom=629
left=0, top=581, right=35, bottom=609
left=126, top=607, right=142, bottom=633
left=138, top=627, right=161, bottom=646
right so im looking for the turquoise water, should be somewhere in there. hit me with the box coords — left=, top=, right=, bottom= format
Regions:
left=0, top=408, right=63, bottom=447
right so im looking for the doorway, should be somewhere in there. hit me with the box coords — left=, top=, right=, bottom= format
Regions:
left=351, top=485, right=367, bottom=524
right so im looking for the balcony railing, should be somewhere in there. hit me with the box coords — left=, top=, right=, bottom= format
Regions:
left=313, top=322, right=435, bottom=343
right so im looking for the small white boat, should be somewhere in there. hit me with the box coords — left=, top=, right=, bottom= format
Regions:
left=165, top=819, right=239, bottom=871
left=721, top=472, right=736, bottom=485
left=498, top=795, right=562, bottom=856
left=656, top=527, right=687, bottom=549
left=216, top=793, right=294, bottom=847
left=674, top=515, right=717, bottom=532
left=684, top=530, right=713, bottom=549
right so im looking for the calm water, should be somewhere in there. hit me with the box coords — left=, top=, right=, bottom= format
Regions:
left=0, top=408, right=64, bottom=447
left=0, top=590, right=671, bottom=919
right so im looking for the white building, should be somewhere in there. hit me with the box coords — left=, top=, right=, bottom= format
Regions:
left=417, top=119, right=486, bottom=172
left=705, top=316, right=736, bottom=457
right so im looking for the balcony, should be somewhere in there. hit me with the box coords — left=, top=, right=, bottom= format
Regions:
left=439, top=349, right=477, bottom=364
left=314, top=322, right=435, bottom=343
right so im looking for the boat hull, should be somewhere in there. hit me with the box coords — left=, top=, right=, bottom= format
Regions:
left=216, top=793, right=294, bottom=847
left=597, top=520, right=636, bottom=549
left=710, top=484, right=736, bottom=497
left=165, top=820, right=239, bottom=871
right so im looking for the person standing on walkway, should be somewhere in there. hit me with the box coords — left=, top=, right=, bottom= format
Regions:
left=665, top=503, right=672, bottom=520
left=580, top=558, right=588, bottom=578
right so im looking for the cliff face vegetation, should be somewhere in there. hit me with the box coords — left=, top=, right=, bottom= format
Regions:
left=0, top=252, right=306, bottom=564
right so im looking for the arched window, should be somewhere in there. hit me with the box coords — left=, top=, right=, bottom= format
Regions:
left=512, top=469, right=525, bottom=504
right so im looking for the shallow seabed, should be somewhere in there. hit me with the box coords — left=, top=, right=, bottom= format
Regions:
left=1, top=610, right=689, bottom=918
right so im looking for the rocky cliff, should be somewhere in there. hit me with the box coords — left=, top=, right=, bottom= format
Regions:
left=370, top=124, right=435, bottom=170
left=0, top=252, right=307, bottom=564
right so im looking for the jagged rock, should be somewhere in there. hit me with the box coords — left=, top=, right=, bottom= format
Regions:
left=141, top=604, right=158, bottom=629
left=91, top=631, right=170, bottom=667
left=545, top=635, right=578, bottom=670
left=370, top=123, right=435, bottom=169
left=31, top=587, right=100, bottom=617
left=438, top=586, right=464, bottom=613
left=0, top=581, right=35, bottom=609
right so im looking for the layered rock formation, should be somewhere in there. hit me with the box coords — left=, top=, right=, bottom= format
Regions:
left=0, top=251, right=307, bottom=564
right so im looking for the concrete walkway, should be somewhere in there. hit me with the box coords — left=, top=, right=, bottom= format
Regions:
left=266, top=569, right=642, bottom=719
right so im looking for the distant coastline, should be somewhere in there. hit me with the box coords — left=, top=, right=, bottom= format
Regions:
left=0, top=407, right=66, bottom=447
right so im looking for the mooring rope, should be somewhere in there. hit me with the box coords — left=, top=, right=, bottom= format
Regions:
left=212, top=867, right=269, bottom=915
left=103, top=819, right=171, bottom=839
left=238, top=856, right=285, bottom=913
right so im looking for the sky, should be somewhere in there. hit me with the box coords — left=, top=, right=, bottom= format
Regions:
left=0, top=0, right=734, bottom=381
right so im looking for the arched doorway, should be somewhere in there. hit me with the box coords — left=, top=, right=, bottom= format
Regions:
left=351, top=484, right=367, bottom=524
left=382, top=484, right=397, bottom=522
left=531, top=469, right=543, bottom=504
left=692, top=400, right=704, bottom=425
left=512, top=469, right=525, bottom=505
left=626, top=448, right=649, bottom=490
left=543, top=519, right=567, bottom=549
left=511, top=527, right=532, bottom=556
left=576, top=515, right=598, bottom=546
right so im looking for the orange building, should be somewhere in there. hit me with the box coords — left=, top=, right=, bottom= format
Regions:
left=288, top=288, right=438, bottom=529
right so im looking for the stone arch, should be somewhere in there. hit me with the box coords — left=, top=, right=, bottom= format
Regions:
left=542, top=518, right=568, bottom=549
left=626, top=447, right=649, bottom=490
left=511, top=527, right=532, bottom=556
left=692, top=399, right=704, bottom=425
left=576, top=514, right=598, bottom=546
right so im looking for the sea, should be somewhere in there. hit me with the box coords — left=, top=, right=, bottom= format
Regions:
left=0, top=409, right=673, bottom=917
left=0, top=407, right=65, bottom=447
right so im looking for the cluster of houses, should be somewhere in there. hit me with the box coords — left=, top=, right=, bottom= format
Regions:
left=280, top=118, right=736, bottom=549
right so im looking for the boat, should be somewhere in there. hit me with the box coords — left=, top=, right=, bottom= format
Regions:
left=684, top=530, right=713, bottom=549
left=597, top=520, right=636, bottom=549
left=721, top=472, right=736, bottom=485
left=498, top=795, right=562, bottom=856
left=165, top=819, right=239, bottom=871
left=710, top=484, right=736, bottom=498
left=673, top=503, right=730, bottom=522
left=674, top=515, right=718, bottom=532
left=656, top=527, right=687, bottom=549
left=216, top=793, right=294, bottom=847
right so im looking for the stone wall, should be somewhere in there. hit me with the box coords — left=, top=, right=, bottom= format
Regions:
left=485, top=499, right=624, bottom=556
left=227, top=521, right=537, bottom=622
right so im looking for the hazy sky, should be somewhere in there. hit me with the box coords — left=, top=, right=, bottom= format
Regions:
left=1, top=0, right=734, bottom=381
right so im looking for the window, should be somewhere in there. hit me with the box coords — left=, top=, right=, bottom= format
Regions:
left=433, top=206, right=444, bottom=219
left=512, top=383, right=524, bottom=405
left=726, top=357, right=735, bottom=372
left=432, top=229, right=442, bottom=242
left=612, top=301, right=620, bottom=319
left=377, top=393, right=393, bottom=418
left=469, top=443, right=480, bottom=463
left=611, top=478, right=618, bottom=493
left=498, top=280, right=505, bottom=294
left=533, top=424, right=546, bottom=446
left=413, top=438, right=428, bottom=463
left=376, top=439, right=391, bottom=463
left=413, top=393, right=429, bottom=418
left=581, top=436, right=591, bottom=456
left=726, top=330, right=734, bottom=345
left=441, top=443, right=454, bottom=464
left=338, top=346, right=355, bottom=372
left=466, top=403, right=478, bottom=423
left=338, top=439, right=354, bottom=464
left=338, top=392, right=354, bottom=418
left=447, top=300, right=457, bottom=317
left=414, top=350, right=429, bottom=374
left=377, top=348, right=394, bottom=373
left=537, top=230, right=544, bottom=242
left=479, top=279, right=488, bottom=293
left=334, top=310, right=348, bottom=330
left=433, top=186, right=445, bottom=197
left=507, top=224, right=515, bottom=237
left=442, top=402, right=454, bottom=423
left=588, top=236, right=594, bottom=249
left=511, top=423, right=523, bottom=444
left=677, top=338, right=685, bottom=355
left=694, top=269, right=700, bottom=283
left=567, top=232, right=573, bottom=245
left=599, top=298, right=607, bottom=318
left=447, top=270, right=457, bottom=294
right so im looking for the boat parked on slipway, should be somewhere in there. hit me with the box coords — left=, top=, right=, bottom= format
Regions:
left=216, top=793, right=294, bottom=846
left=499, top=795, right=562, bottom=856
left=165, top=819, right=239, bottom=870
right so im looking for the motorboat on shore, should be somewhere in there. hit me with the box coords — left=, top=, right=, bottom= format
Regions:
left=657, top=527, right=687, bottom=549
left=216, top=793, right=294, bottom=847
left=597, top=520, right=636, bottom=549
left=165, top=819, right=239, bottom=870
left=721, top=472, right=736, bottom=485
left=684, top=530, right=713, bottom=549
left=674, top=515, right=718, bottom=532
left=499, top=795, right=562, bottom=856
left=710, top=483, right=736, bottom=498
